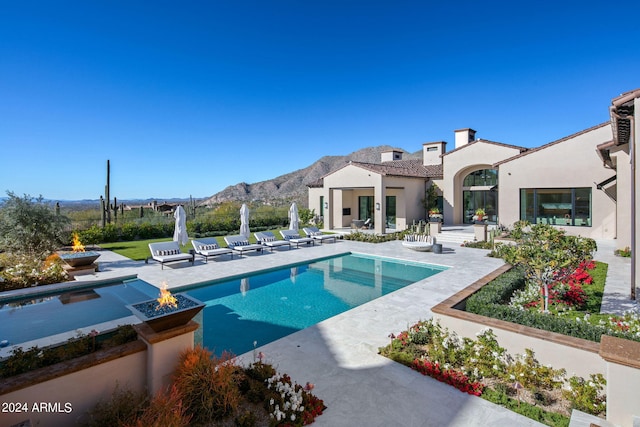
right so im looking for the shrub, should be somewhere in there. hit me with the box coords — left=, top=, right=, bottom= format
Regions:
left=343, top=230, right=409, bottom=243
left=562, top=373, right=606, bottom=415
left=172, top=346, right=241, bottom=423
left=614, top=246, right=631, bottom=257
left=126, top=385, right=191, bottom=427
left=0, top=325, right=138, bottom=379
left=0, top=191, right=70, bottom=257
left=0, top=252, right=69, bottom=291
left=83, top=385, right=148, bottom=427
left=465, top=264, right=639, bottom=343
left=506, top=349, right=565, bottom=390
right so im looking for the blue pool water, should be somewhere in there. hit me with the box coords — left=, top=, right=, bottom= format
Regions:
left=0, top=279, right=159, bottom=346
left=0, top=253, right=446, bottom=353
left=184, top=253, right=446, bottom=356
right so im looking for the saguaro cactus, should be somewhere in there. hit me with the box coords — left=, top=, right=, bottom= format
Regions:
left=101, top=160, right=120, bottom=226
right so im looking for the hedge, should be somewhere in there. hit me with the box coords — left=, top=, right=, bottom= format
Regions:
left=465, top=267, right=639, bottom=343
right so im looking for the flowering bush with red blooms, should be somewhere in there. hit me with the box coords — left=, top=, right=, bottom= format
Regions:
left=521, top=261, right=595, bottom=309
left=411, top=359, right=484, bottom=396
left=301, top=393, right=325, bottom=425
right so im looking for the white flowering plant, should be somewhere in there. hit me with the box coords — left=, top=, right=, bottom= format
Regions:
left=562, top=373, right=606, bottom=414
left=264, top=371, right=325, bottom=426
left=380, top=319, right=607, bottom=418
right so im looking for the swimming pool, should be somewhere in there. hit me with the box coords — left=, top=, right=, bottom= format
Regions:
left=0, top=278, right=159, bottom=347
left=184, top=253, right=446, bottom=356
left=0, top=253, right=445, bottom=354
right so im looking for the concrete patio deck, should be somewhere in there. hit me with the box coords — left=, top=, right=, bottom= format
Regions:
left=12, top=235, right=636, bottom=426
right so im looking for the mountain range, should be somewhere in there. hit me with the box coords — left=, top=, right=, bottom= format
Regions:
left=200, top=145, right=421, bottom=208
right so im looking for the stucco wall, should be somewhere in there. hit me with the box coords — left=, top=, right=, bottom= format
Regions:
left=498, top=124, right=617, bottom=239
left=0, top=349, right=146, bottom=427
left=441, top=142, right=522, bottom=224
left=612, top=145, right=631, bottom=248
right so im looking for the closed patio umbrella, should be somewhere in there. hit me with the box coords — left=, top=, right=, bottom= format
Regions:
left=289, top=202, right=299, bottom=231
left=173, top=205, right=189, bottom=246
left=240, top=277, right=250, bottom=296
left=240, top=203, right=250, bottom=238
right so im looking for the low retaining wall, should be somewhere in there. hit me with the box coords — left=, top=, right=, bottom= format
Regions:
left=0, top=321, right=198, bottom=427
left=432, top=265, right=639, bottom=427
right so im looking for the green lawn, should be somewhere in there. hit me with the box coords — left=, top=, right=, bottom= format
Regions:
left=98, top=229, right=306, bottom=261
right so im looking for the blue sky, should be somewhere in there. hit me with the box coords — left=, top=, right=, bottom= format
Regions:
left=1, top=1, right=639, bottom=201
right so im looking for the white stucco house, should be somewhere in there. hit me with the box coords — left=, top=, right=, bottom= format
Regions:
left=308, top=88, right=639, bottom=295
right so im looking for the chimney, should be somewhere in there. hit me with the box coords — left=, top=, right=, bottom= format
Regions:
left=454, top=128, right=476, bottom=149
left=422, top=141, right=446, bottom=166
left=381, top=150, right=403, bottom=162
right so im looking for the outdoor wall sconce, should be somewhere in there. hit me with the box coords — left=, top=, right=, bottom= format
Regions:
left=375, top=202, right=381, bottom=210
left=324, top=202, right=328, bottom=209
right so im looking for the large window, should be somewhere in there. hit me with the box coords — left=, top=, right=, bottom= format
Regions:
left=520, top=188, right=591, bottom=227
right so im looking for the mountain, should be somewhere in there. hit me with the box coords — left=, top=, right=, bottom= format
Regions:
left=201, top=145, right=421, bottom=208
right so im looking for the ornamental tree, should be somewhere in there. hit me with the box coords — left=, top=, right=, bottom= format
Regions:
left=0, top=191, right=70, bottom=258
left=496, top=222, right=596, bottom=313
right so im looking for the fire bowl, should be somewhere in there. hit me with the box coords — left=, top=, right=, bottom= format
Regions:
left=59, top=251, right=101, bottom=267
left=127, top=293, right=204, bottom=333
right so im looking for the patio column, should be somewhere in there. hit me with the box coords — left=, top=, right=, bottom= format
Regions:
left=326, top=189, right=334, bottom=231
left=374, top=178, right=385, bottom=234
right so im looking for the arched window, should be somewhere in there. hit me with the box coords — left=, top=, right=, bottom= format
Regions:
left=462, top=169, right=498, bottom=187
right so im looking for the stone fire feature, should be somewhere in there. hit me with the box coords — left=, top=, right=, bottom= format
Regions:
left=127, top=293, right=204, bottom=333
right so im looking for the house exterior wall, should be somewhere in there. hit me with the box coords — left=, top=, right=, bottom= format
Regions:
left=311, top=164, right=428, bottom=233
left=441, top=142, right=522, bottom=224
left=380, top=176, right=426, bottom=230
left=308, top=186, right=323, bottom=221
left=498, top=124, right=617, bottom=239
left=612, top=145, right=631, bottom=248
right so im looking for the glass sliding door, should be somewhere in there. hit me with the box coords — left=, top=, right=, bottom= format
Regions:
left=358, top=196, right=374, bottom=222
left=385, top=196, right=396, bottom=229
left=462, top=190, right=498, bottom=224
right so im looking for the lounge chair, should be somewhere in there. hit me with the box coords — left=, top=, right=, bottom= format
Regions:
left=147, top=241, right=194, bottom=269
left=303, top=227, right=337, bottom=243
left=401, top=234, right=436, bottom=252
left=254, top=231, right=292, bottom=251
left=191, top=237, right=234, bottom=262
left=279, top=229, right=314, bottom=248
left=224, top=235, right=264, bottom=256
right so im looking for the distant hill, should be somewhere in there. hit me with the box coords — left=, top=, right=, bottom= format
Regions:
left=201, top=145, right=421, bottom=208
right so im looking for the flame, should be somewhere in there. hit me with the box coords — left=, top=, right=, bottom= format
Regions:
left=156, top=282, right=178, bottom=310
left=71, top=232, right=85, bottom=253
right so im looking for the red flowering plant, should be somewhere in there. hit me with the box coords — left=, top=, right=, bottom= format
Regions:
left=411, top=359, right=484, bottom=396
left=511, top=260, right=595, bottom=311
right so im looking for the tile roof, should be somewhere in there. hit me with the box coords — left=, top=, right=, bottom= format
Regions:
left=350, top=159, right=442, bottom=179
left=493, top=122, right=610, bottom=167
left=306, top=160, right=442, bottom=187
